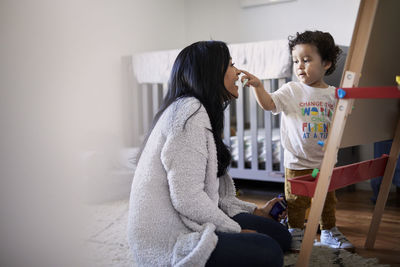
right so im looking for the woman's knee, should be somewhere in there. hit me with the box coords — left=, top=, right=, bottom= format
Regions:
left=207, top=233, right=284, bottom=267
left=233, top=233, right=284, bottom=267
left=259, top=219, right=292, bottom=252
left=233, top=212, right=292, bottom=252
left=280, top=227, right=292, bottom=252
left=258, top=238, right=284, bottom=267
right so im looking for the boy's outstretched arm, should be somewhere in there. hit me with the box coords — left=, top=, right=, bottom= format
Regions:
left=240, top=70, right=276, bottom=111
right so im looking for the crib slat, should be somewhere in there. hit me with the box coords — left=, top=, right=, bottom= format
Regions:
left=224, top=106, right=231, bottom=147
left=271, top=79, right=281, bottom=172
left=152, top=83, right=161, bottom=116
left=263, top=80, right=273, bottom=172
left=264, top=111, right=273, bottom=173
left=162, top=83, right=168, bottom=97
left=270, top=78, right=279, bottom=92
left=250, top=88, right=258, bottom=170
left=142, top=83, right=152, bottom=134
left=279, top=78, right=289, bottom=172
left=236, top=83, right=245, bottom=170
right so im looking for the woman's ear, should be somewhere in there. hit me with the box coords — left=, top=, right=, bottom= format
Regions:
left=323, top=61, right=332, bottom=71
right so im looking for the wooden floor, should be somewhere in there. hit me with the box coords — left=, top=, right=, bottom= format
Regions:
left=235, top=180, right=400, bottom=266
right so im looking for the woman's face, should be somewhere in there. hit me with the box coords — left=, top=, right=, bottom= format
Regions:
left=224, top=59, right=241, bottom=98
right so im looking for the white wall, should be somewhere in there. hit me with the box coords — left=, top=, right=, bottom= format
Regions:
left=1, top=0, right=187, bottom=186
left=1, top=0, right=187, bottom=201
left=1, top=0, right=186, bottom=151
left=184, top=0, right=360, bottom=46
left=1, top=1, right=186, bottom=264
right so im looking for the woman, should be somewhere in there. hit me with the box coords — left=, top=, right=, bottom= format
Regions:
left=128, top=41, right=291, bottom=267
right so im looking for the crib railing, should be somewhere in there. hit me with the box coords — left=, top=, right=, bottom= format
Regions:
left=137, top=78, right=289, bottom=183
left=138, top=83, right=167, bottom=142
left=224, top=78, right=288, bottom=183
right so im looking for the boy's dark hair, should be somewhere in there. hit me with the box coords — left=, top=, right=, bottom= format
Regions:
left=138, top=41, right=232, bottom=177
left=288, top=30, right=342, bottom=76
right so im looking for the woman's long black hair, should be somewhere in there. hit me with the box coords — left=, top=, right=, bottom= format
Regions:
left=138, top=41, right=233, bottom=177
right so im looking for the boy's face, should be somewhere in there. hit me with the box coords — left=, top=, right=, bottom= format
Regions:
left=291, top=44, right=332, bottom=88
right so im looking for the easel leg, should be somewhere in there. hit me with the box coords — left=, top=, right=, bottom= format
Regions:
left=365, top=118, right=400, bottom=248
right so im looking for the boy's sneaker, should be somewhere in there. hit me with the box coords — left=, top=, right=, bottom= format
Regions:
left=320, top=227, right=355, bottom=252
left=289, top=228, right=304, bottom=252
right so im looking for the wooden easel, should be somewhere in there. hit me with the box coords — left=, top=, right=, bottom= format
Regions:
left=295, top=0, right=400, bottom=265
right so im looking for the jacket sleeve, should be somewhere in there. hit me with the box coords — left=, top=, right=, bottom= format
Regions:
left=161, top=111, right=241, bottom=233
left=218, top=173, right=257, bottom=217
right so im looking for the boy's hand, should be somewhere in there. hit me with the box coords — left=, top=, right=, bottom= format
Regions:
left=240, top=70, right=262, bottom=88
left=240, top=69, right=276, bottom=111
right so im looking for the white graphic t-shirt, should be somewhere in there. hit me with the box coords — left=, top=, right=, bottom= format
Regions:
left=270, top=81, right=336, bottom=170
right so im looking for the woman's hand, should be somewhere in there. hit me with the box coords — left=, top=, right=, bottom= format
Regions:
left=240, top=70, right=262, bottom=89
left=253, top=197, right=287, bottom=221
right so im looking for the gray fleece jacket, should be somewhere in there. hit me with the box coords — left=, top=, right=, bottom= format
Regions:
left=128, top=97, right=257, bottom=267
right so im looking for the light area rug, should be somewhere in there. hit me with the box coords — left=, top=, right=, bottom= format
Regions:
left=85, top=199, right=389, bottom=267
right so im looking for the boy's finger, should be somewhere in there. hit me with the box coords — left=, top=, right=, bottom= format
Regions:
left=239, top=69, right=250, bottom=75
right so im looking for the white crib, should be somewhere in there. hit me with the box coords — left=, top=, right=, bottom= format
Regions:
left=130, top=40, right=293, bottom=183
left=225, top=78, right=289, bottom=182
